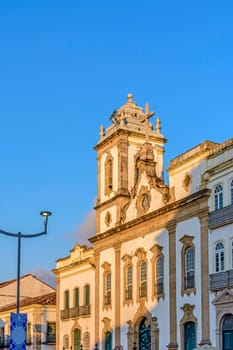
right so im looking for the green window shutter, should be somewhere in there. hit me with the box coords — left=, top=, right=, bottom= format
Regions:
left=65, top=290, right=69, bottom=309
left=75, top=288, right=79, bottom=308
left=85, top=285, right=90, bottom=305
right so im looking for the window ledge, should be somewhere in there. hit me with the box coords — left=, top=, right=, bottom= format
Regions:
left=182, top=287, right=196, bottom=297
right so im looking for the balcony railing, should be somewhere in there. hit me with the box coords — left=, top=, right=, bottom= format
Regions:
left=69, top=307, right=79, bottom=318
left=60, top=304, right=91, bottom=320
left=79, top=304, right=91, bottom=316
left=209, top=269, right=233, bottom=291
left=60, top=309, right=70, bottom=320
left=209, top=204, right=233, bottom=229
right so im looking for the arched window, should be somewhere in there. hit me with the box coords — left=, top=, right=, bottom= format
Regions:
left=222, top=314, right=233, bottom=350
left=231, top=180, right=233, bottom=205
left=105, top=272, right=111, bottom=306
left=150, top=244, right=165, bottom=301
left=83, top=331, right=90, bottom=350
left=134, top=157, right=140, bottom=184
left=185, top=247, right=195, bottom=289
left=84, top=285, right=90, bottom=305
left=63, top=335, right=69, bottom=350
left=232, top=240, right=233, bottom=269
left=107, top=159, right=113, bottom=189
left=215, top=242, right=224, bottom=272
left=180, top=235, right=195, bottom=296
left=102, top=262, right=112, bottom=309
left=64, top=290, right=69, bottom=310
left=126, top=265, right=133, bottom=300
left=156, top=256, right=164, bottom=295
left=214, top=184, right=223, bottom=210
left=105, top=155, right=113, bottom=194
left=140, top=261, right=147, bottom=298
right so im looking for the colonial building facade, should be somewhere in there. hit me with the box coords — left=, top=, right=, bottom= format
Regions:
left=54, top=94, right=233, bottom=350
left=53, top=245, right=95, bottom=350
left=0, top=274, right=56, bottom=349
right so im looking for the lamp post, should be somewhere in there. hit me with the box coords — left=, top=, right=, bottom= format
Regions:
left=0, top=211, right=52, bottom=313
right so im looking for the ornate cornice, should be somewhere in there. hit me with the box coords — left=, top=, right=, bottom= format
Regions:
left=90, top=188, right=210, bottom=244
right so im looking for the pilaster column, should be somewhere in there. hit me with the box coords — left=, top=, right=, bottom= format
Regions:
left=114, top=242, right=121, bottom=346
left=151, top=317, right=159, bottom=350
left=127, top=321, right=133, bottom=350
left=198, top=210, right=211, bottom=345
left=167, top=220, right=178, bottom=350
left=96, top=155, right=101, bottom=233
left=117, top=137, right=128, bottom=195
left=94, top=251, right=100, bottom=344
left=96, top=154, right=101, bottom=205
left=55, top=276, right=60, bottom=350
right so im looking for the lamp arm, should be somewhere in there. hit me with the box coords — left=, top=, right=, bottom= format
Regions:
left=0, top=230, right=47, bottom=239
left=20, top=231, right=47, bottom=238
left=0, top=229, right=19, bottom=238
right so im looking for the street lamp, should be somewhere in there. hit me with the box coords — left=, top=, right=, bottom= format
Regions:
left=0, top=211, right=52, bottom=313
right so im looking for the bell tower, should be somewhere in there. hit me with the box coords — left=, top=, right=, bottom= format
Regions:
left=94, top=94, right=167, bottom=234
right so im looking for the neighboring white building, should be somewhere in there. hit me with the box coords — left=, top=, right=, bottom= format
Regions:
left=0, top=274, right=56, bottom=349
left=203, top=138, right=233, bottom=350
left=55, top=94, right=233, bottom=350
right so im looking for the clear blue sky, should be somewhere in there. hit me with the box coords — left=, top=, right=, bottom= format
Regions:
left=0, top=0, right=233, bottom=286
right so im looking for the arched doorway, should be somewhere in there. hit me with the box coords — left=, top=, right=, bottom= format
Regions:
left=222, top=314, right=233, bottom=350
left=73, top=328, right=81, bottom=350
left=139, top=317, right=151, bottom=350
left=184, top=322, right=196, bottom=350
left=105, top=331, right=112, bottom=350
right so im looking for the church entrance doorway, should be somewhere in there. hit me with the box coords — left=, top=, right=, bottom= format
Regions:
left=184, top=321, right=196, bottom=350
left=105, top=331, right=112, bottom=350
left=222, top=314, right=233, bottom=350
left=139, top=317, right=151, bottom=350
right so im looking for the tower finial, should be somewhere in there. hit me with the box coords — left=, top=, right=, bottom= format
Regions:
left=100, top=125, right=105, bottom=139
left=127, top=93, right=133, bottom=102
left=156, top=117, right=161, bottom=134
left=140, top=102, right=154, bottom=143
left=139, top=102, right=155, bottom=161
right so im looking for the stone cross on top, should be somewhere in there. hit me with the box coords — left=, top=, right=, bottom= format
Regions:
left=140, top=102, right=155, bottom=143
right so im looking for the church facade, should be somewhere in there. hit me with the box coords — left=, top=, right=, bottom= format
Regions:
left=54, top=94, right=233, bottom=350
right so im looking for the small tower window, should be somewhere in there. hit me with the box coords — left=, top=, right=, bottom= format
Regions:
left=107, top=159, right=113, bottom=189
left=105, top=154, right=113, bottom=195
